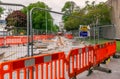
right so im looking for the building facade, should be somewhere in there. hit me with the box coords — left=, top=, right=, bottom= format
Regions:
left=107, top=0, right=120, bottom=39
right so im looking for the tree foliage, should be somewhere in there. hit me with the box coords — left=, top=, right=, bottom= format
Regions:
left=0, top=7, right=3, bottom=15
left=0, top=1, right=4, bottom=17
left=6, top=10, right=27, bottom=28
left=83, top=1, right=112, bottom=25
left=61, top=1, right=77, bottom=21
left=62, top=1, right=76, bottom=12
left=52, top=24, right=59, bottom=32
left=62, top=1, right=112, bottom=31
left=22, top=1, right=57, bottom=32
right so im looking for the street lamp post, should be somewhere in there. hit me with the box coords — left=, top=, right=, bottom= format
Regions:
left=45, top=7, right=47, bottom=35
left=45, top=7, right=52, bottom=34
left=51, top=19, right=54, bottom=33
left=48, top=18, right=54, bottom=33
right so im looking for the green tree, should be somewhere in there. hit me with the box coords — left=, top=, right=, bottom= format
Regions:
left=83, top=1, right=112, bottom=25
left=0, top=1, right=4, bottom=17
left=52, top=24, right=59, bottom=32
left=62, top=1, right=76, bottom=13
left=64, top=11, right=86, bottom=31
left=5, top=10, right=27, bottom=34
left=0, top=7, right=3, bottom=16
left=61, top=1, right=77, bottom=21
left=22, top=1, right=56, bottom=32
left=6, top=10, right=27, bottom=27
left=62, top=1, right=112, bottom=31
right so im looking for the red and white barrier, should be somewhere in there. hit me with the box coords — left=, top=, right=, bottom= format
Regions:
left=0, top=35, right=55, bottom=46
left=0, top=52, right=65, bottom=79
left=0, top=40, right=117, bottom=79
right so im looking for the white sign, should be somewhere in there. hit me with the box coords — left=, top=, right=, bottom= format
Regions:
left=79, top=25, right=90, bottom=37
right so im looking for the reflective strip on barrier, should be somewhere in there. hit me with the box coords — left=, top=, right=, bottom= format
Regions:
left=0, top=52, right=65, bottom=79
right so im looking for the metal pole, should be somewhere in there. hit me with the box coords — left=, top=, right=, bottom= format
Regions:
left=26, top=6, right=30, bottom=57
left=45, top=6, right=47, bottom=35
left=94, top=24, right=96, bottom=44
left=96, top=17, right=99, bottom=44
left=51, top=19, right=53, bottom=34
left=98, top=26, right=99, bottom=44
left=30, top=10, right=33, bottom=56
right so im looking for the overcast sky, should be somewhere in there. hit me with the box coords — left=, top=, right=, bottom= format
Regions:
left=1, top=0, right=108, bottom=24
left=1, top=0, right=107, bottom=11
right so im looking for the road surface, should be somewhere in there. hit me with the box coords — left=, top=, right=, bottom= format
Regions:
left=76, top=57, right=120, bottom=79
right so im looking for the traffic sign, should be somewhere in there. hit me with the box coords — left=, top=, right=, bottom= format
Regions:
left=79, top=25, right=90, bottom=38
left=80, top=31, right=88, bottom=37
left=79, top=25, right=88, bottom=31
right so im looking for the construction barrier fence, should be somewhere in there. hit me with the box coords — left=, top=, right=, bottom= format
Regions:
left=66, top=46, right=94, bottom=78
left=0, top=52, right=65, bottom=79
left=0, top=40, right=116, bottom=79
left=0, top=35, right=55, bottom=47
left=64, top=34, right=73, bottom=39
left=0, top=34, right=74, bottom=47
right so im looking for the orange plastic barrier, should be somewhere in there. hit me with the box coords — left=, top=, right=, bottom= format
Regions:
left=66, top=46, right=94, bottom=78
left=47, top=34, right=55, bottom=39
left=0, top=37, right=4, bottom=46
left=34, top=35, right=47, bottom=40
left=66, top=41, right=116, bottom=78
left=0, top=52, right=65, bottom=79
left=94, top=41, right=116, bottom=65
left=94, top=43, right=108, bottom=65
left=64, top=34, right=73, bottom=39
left=106, top=41, right=116, bottom=57
left=0, top=35, right=55, bottom=46
left=34, top=35, right=55, bottom=40
left=0, top=40, right=117, bottom=79
left=6, top=36, right=23, bottom=45
left=21, top=36, right=28, bottom=45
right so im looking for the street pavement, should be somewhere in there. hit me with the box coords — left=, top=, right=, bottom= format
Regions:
left=76, top=58, right=120, bottom=79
